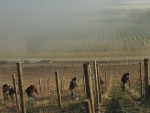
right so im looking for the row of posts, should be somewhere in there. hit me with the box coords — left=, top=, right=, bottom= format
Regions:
left=13, top=63, right=63, bottom=113
left=14, top=61, right=103, bottom=113
left=84, top=58, right=150, bottom=113
left=11, top=58, right=150, bottom=113
left=83, top=61, right=104, bottom=113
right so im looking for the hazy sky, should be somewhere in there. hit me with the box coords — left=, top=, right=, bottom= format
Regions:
left=1, top=0, right=148, bottom=40
left=0, top=0, right=150, bottom=58
left=0, top=1, right=114, bottom=40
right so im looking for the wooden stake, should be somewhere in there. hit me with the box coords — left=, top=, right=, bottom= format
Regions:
left=139, top=62, right=143, bottom=97
left=144, top=58, right=149, bottom=100
left=12, top=74, right=20, bottom=111
left=39, top=78, right=42, bottom=95
left=93, top=61, right=100, bottom=108
left=16, top=62, right=26, bottom=113
left=55, top=70, right=62, bottom=108
left=97, top=64, right=102, bottom=103
left=83, top=74, right=86, bottom=94
left=85, top=99, right=92, bottom=113
left=105, top=72, right=107, bottom=87
left=83, top=62, right=95, bottom=113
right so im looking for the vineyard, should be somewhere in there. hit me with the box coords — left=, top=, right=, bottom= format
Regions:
left=0, top=23, right=150, bottom=113
left=1, top=23, right=150, bottom=60
left=1, top=1, right=150, bottom=113
left=0, top=58, right=150, bottom=113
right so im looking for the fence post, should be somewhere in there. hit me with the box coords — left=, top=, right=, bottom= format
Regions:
left=16, top=62, right=26, bottom=113
left=97, top=64, right=102, bottom=103
left=60, top=76, right=65, bottom=94
left=83, top=74, right=86, bottom=94
left=84, top=99, right=92, bottom=113
left=39, top=78, right=42, bottom=95
left=55, top=70, right=62, bottom=108
left=140, top=62, right=143, bottom=97
left=93, top=61, right=100, bottom=109
left=83, top=62, right=95, bottom=113
left=63, top=76, right=65, bottom=94
left=128, top=73, right=130, bottom=90
left=144, top=58, right=150, bottom=100
left=12, top=74, right=20, bottom=111
left=105, top=72, right=107, bottom=87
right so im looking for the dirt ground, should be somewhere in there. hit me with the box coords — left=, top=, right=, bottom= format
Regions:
left=0, top=60, right=149, bottom=113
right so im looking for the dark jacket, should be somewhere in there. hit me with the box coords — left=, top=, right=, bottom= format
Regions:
left=121, top=73, right=129, bottom=83
left=69, top=81, right=77, bottom=90
left=3, top=84, right=10, bottom=94
left=25, top=85, right=38, bottom=97
left=9, top=87, right=15, bottom=95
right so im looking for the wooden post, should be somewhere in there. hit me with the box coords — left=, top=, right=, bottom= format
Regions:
left=62, top=76, right=65, bottom=94
left=16, top=62, right=26, bottom=113
left=55, top=70, right=62, bottom=108
left=83, top=74, right=86, bottom=94
left=83, top=62, right=95, bottom=113
left=97, top=64, right=102, bottom=103
left=105, top=72, right=107, bottom=87
left=60, top=76, right=65, bottom=94
left=84, top=99, right=92, bottom=113
left=12, top=74, right=20, bottom=111
left=60, top=76, right=63, bottom=93
left=128, top=73, right=130, bottom=90
left=140, top=62, right=143, bottom=97
left=39, top=78, right=42, bottom=95
left=144, top=58, right=149, bottom=100
left=93, top=61, right=100, bottom=108
left=78, top=76, right=81, bottom=96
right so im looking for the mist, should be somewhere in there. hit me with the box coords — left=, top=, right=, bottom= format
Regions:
left=0, top=0, right=150, bottom=59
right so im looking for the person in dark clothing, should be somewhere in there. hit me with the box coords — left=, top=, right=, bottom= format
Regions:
left=9, top=87, right=15, bottom=101
left=121, top=72, right=130, bottom=91
left=69, top=77, right=78, bottom=99
left=25, top=85, right=38, bottom=107
left=2, top=83, right=10, bottom=100
left=25, top=85, right=39, bottom=107
left=100, top=78, right=104, bottom=94
left=25, top=85, right=39, bottom=98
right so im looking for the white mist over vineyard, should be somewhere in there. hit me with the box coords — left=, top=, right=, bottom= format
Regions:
left=0, top=0, right=150, bottom=59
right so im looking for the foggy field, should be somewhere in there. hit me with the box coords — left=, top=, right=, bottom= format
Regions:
left=1, top=23, right=150, bottom=60
left=0, top=1, right=150, bottom=60
left=1, top=1, right=150, bottom=113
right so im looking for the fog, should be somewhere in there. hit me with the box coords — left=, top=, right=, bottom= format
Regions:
left=0, top=0, right=150, bottom=59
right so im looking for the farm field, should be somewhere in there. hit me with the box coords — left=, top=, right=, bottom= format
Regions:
left=1, top=1, right=150, bottom=113
left=1, top=23, right=150, bottom=60
left=0, top=58, right=149, bottom=113
left=103, top=73, right=150, bottom=113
